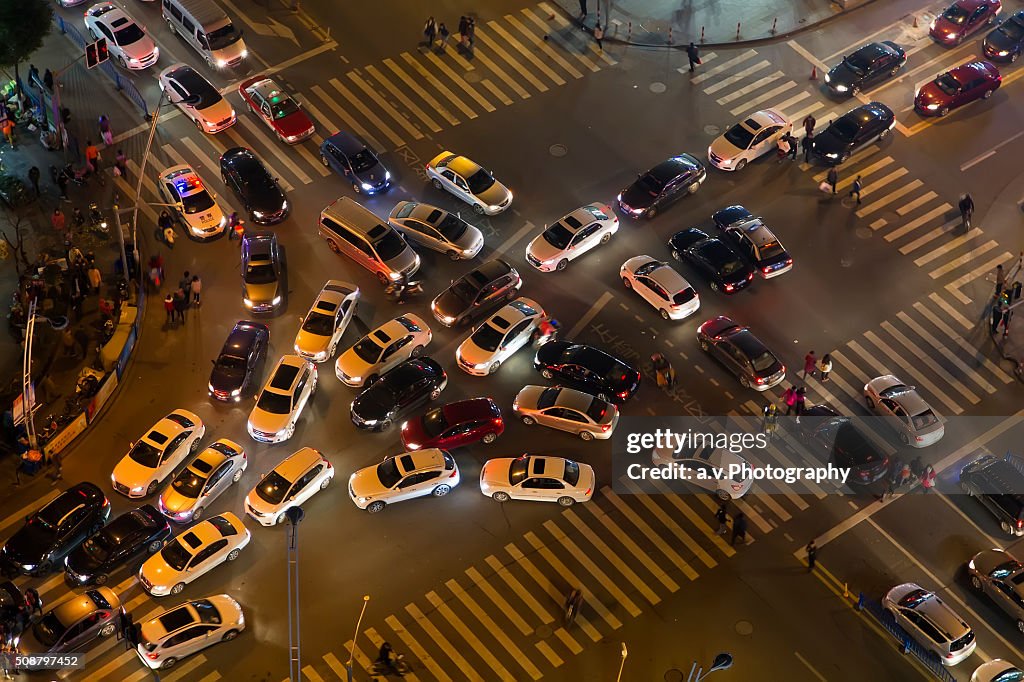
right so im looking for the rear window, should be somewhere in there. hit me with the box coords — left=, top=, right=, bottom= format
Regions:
left=897, top=588, right=933, bottom=609
left=209, top=515, right=238, bottom=537
left=585, top=399, right=607, bottom=423
left=563, top=460, right=580, bottom=486
left=673, top=288, right=697, bottom=306
left=911, top=410, right=939, bottom=430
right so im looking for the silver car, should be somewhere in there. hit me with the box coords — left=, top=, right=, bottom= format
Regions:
left=158, top=439, right=247, bottom=524
left=882, top=583, right=976, bottom=666
left=513, top=385, right=618, bottom=441
left=293, top=280, right=360, bottom=362
left=387, top=201, right=484, bottom=260
left=138, top=594, right=244, bottom=670
left=864, top=375, right=944, bottom=447
left=968, top=549, right=1024, bottom=633
left=19, top=588, right=121, bottom=656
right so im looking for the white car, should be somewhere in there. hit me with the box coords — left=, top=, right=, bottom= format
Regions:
left=335, top=314, right=432, bottom=387
left=864, top=375, right=945, bottom=447
left=293, top=280, right=360, bottom=362
left=387, top=201, right=484, bottom=260
left=707, top=109, right=792, bottom=171
left=247, top=355, right=316, bottom=443
left=138, top=595, right=245, bottom=670
left=84, top=3, right=158, bottom=70
left=111, top=409, right=205, bottom=498
left=882, top=583, right=976, bottom=666
left=479, top=455, right=595, bottom=506
left=348, top=449, right=459, bottom=513
left=158, top=439, right=247, bottom=524
left=157, top=166, right=226, bottom=240
left=620, top=256, right=700, bottom=320
left=972, top=660, right=1024, bottom=682
left=651, top=443, right=753, bottom=499
left=244, top=447, right=333, bottom=526
left=513, top=385, right=619, bottom=440
left=158, top=63, right=236, bottom=134
left=138, top=513, right=251, bottom=596
left=526, top=203, right=618, bottom=272
left=456, top=298, right=544, bottom=376
left=426, top=151, right=512, bottom=215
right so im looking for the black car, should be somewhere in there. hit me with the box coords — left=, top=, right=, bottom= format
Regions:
left=811, top=102, right=895, bottom=165
left=430, top=259, right=521, bottom=328
left=0, top=482, right=110, bottom=577
left=669, top=228, right=755, bottom=293
left=220, top=147, right=288, bottom=224
left=209, top=320, right=270, bottom=401
left=533, top=341, right=641, bottom=404
left=0, top=580, right=25, bottom=629
left=320, top=130, right=391, bottom=194
left=825, top=41, right=907, bottom=96
left=697, top=317, right=785, bottom=391
left=63, top=504, right=171, bottom=587
left=984, top=11, right=1024, bottom=62
left=617, top=154, right=706, bottom=219
left=350, top=357, right=447, bottom=430
left=794, top=406, right=891, bottom=484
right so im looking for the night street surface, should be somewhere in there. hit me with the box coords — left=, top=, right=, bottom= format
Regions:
left=5, top=0, right=1024, bottom=679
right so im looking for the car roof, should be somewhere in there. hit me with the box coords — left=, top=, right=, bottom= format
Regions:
left=273, top=447, right=324, bottom=480
left=731, top=218, right=782, bottom=248
left=883, top=386, right=932, bottom=415
left=370, top=315, right=422, bottom=344
left=325, top=130, right=368, bottom=155
left=527, top=455, right=569, bottom=479
left=949, top=60, right=997, bottom=80
left=90, top=3, right=127, bottom=22
left=179, top=512, right=244, bottom=548
left=53, top=589, right=114, bottom=626
left=442, top=397, right=500, bottom=422
left=645, top=262, right=691, bottom=293
left=246, top=78, right=289, bottom=101
left=101, top=506, right=161, bottom=543
left=727, top=329, right=770, bottom=358
left=556, top=206, right=603, bottom=232
left=553, top=389, right=595, bottom=413
left=266, top=355, right=307, bottom=393
left=462, top=259, right=513, bottom=287
left=485, top=298, right=540, bottom=330
left=649, top=155, right=696, bottom=181
left=159, top=165, right=209, bottom=198
left=740, top=109, right=787, bottom=131
left=225, top=322, right=266, bottom=353
left=222, top=147, right=264, bottom=173
left=166, top=64, right=212, bottom=94
left=143, top=414, right=190, bottom=447
left=40, top=483, right=103, bottom=523
left=445, top=155, right=483, bottom=177
left=850, top=42, right=894, bottom=60
left=395, top=448, right=447, bottom=475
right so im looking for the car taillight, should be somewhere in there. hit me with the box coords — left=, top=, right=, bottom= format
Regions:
left=915, top=436, right=923, bottom=442
left=785, top=258, right=793, bottom=265
left=762, top=266, right=771, bottom=274
left=746, top=272, right=754, bottom=280
left=755, top=376, right=765, bottom=384
left=146, top=652, right=159, bottom=660
left=1018, top=518, right=1022, bottom=529
left=448, top=469, right=458, bottom=478
left=618, top=390, right=629, bottom=398
left=601, top=423, right=612, bottom=431
left=325, top=460, right=332, bottom=469
left=493, top=418, right=503, bottom=427
left=724, top=283, right=734, bottom=291
left=584, top=488, right=592, bottom=496
left=731, top=483, right=743, bottom=491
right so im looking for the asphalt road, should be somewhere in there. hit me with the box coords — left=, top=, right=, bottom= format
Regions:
left=4, top=0, right=1024, bottom=679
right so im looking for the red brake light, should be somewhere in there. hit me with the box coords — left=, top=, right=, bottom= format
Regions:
left=584, top=488, right=592, bottom=496
left=747, top=272, right=754, bottom=280
left=1018, top=519, right=1022, bottom=529
left=724, top=283, right=734, bottom=291
left=761, top=266, right=771, bottom=273
left=618, top=390, right=629, bottom=398
left=325, top=460, right=332, bottom=469
left=448, top=469, right=458, bottom=478
left=601, top=423, right=612, bottom=432
left=785, top=258, right=793, bottom=265
left=755, top=376, right=765, bottom=384
left=493, top=418, right=503, bottom=426
left=146, top=653, right=159, bottom=660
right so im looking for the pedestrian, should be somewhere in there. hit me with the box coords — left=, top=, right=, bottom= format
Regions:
left=0, top=119, right=14, bottom=147
left=802, top=114, right=816, bottom=137
left=438, top=22, right=450, bottom=50
left=794, top=387, right=806, bottom=423
left=715, top=501, right=728, bottom=535
left=806, top=540, right=817, bottom=572
left=423, top=16, right=436, bottom=47
left=762, top=402, right=778, bottom=441
left=84, top=139, right=100, bottom=172
left=880, top=476, right=894, bottom=501
left=164, top=294, right=174, bottom=325
left=849, top=175, right=862, bottom=205
left=803, top=350, right=817, bottom=380
left=921, top=465, right=936, bottom=492
left=114, top=149, right=127, bottom=178
left=730, top=512, right=748, bottom=546
left=98, top=114, right=113, bottom=146
left=996, top=264, right=1006, bottom=298
left=801, top=134, right=813, bottom=163
left=687, top=42, right=701, bottom=72
left=43, top=69, right=54, bottom=91
left=172, top=289, right=186, bottom=324
left=62, top=327, right=76, bottom=356
left=826, top=166, right=838, bottom=195
left=776, top=135, right=790, bottom=163
left=783, top=386, right=797, bottom=416
left=787, top=133, right=798, bottom=160
left=27, top=166, right=40, bottom=197
left=579, top=0, right=587, bottom=16
left=909, top=456, right=924, bottom=480
left=87, top=264, right=101, bottom=294
left=466, top=17, right=475, bottom=47
left=896, top=463, right=913, bottom=488
left=593, top=23, right=604, bottom=50
left=29, top=64, right=40, bottom=89
left=1001, top=306, right=1013, bottom=338
left=818, top=353, right=832, bottom=382
left=992, top=301, right=1005, bottom=334
left=51, top=208, right=65, bottom=234
left=179, top=271, right=191, bottom=293
left=56, top=167, right=68, bottom=198
left=190, top=274, right=202, bottom=306
left=25, top=587, right=42, bottom=617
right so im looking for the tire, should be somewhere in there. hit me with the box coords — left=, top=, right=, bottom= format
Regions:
left=223, top=629, right=240, bottom=642
left=284, top=422, right=296, bottom=440
left=432, top=484, right=451, bottom=497
left=376, top=271, right=390, bottom=285
left=327, top=239, right=341, bottom=254
left=447, top=250, right=460, bottom=261
left=522, top=415, right=535, bottom=426
left=276, top=513, right=287, bottom=525
left=1002, top=520, right=1014, bottom=535
left=367, top=500, right=386, bottom=514
left=646, top=206, right=658, bottom=219
left=960, top=481, right=973, bottom=496
left=233, top=468, right=244, bottom=483
left=939, top=106, right=949, bottom=117
left=472, top=204, right=485, bottom=215
left=671, top=250, right=681, bottom=261
left=622, top=277, right=632, bottom=289
left=191, top=438, right=201, bottom=452
left=710, top=282, right=720, bottom=292
left=166, top=19, right=177, bottom=36
left=600, top=232, right=612, bottom=244
left=557, top=496, right=575, bottom=507
left=194, top=118, right=204, bottom=131
left=983, top=89, right=994, bottom=100
left=482, top=431, right=498, bottom=444
left=556, top=259, right=568, bottom=271
left=865, top=396, right=874, bottom=409
left=488, top=360, right=501, bottom=375
left=580, top=430, right=594, bottom=441
left=146, top=481, right=158, bottom=496
left=147, top=540, right=163, bottom=553
left=879, top=128, right=889, bottom=140
left=699, top=339, right=710, bottom=352
left=99, top=622, right=116, bottom=638
left=320, top=154, right=330, bottom=167
left=541, top=369, right=554, bottom=380
left=430, top=386, right=442, bottom=400
left=320, top=475, right=331, bottom=490
left=37, top=560, right=52, bottom=574
left=411, top=346, right=424, bottom=358
left=192, top=507, right=204, bottom=522
left=431, top=179, right=443, bottom=190
left=739, top=376, right=750, bottom=389
left=1013, top=52, right=1020, bottom=63
left=162, top=658, right=177, bottom=670
left=596, top=392, right=609, bottom=402
left=365, top=374, right=378, bottom=386
left=170, top=583, right=185, bottom=595
left=850, top=85, right=860, bottom=96
left=379, top=418, right=392, bottom=431
left=1017, top=620, right=1024, bottom=635
left=660, top=309, right=670, bottom=320
left=970, top=575, right=983, bottom=590
left=94, top=573, right=108, bottom=586
left=890, top=66, right=899, bottom=77
left=506, top=288, right=517, bottom=300
left=492, top=491, right=510, bottom=502
left=899, top=433, right=910, bottom=445
left=352, top=182, right=361, bottom=194
left=735, top=159, right=747, bottom=171
left=117, top=55, right=127, bottom=69
left=226, top=548, right=241, bottom=562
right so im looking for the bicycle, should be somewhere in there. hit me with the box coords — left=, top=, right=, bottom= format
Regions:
left=372, top=652, right=411, bottom=677
left=563, top=588, right=583, bottom=626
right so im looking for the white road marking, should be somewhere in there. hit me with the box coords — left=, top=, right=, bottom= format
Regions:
left=566, top=291, right=613, bottom=340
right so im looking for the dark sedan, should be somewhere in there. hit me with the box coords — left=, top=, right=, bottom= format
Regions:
left=320, top=130, right=391, bottom=195
left=617, top=154, right=706, bottom=219
left=430, top=259, right=521, bottom=328
left=350, top=357, right=447, bottom=431
left=794, top=406, right=891, bottom=484
left=220, top=147, right=288, bottom=224
left=811, top=102, right=895, bottom=164
left=209, top=321, right=269, bottom=402
left=914, top=60, right=1001, bottom=116
left=63, top=504, right=171, bottom=587
left=534, top=341, right=641, bottom=404
left=401, top=397, right=504, bottom=451
left=697, top=317, right=785, bottom=391
left=0, top=482, right=110, bottom=577
left=668, top=228, right=754, bottom=294
left=984, top=10, right=1024, bottom=61
left=825, top=41, right=907, bottom=96
left=931, top=0, right=1002, bottom=46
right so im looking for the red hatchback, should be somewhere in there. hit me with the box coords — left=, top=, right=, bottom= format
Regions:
left=401, top=398, right=504, bottom=451
left=930, top=0, right=1001, bottom=45
left=238, top=76, right=316, bottom=144
left=915, top=60, right=1001, bottom=116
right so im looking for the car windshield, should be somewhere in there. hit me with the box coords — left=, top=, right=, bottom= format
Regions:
left=509, top=458, right=529, bottom=485
left=349, top=149, right=377, bottom=173
left=373, top=231, right=407, bottom=261
left=245, top=263, right=277, bottom=284
left=1001, top=17, right=1024, bottom=39
left=943, top=5, right=969, bottom=24
left=436, top=214, right=468, bottom=241
left=470, top=324, right=505, bottom=352
left=842, top=54, right=868, bottom=76
left=636, top=173, right=664, bottom=195
left=301, top=312, right=334, bottom=336
left=206, top=22, right=242, bottom=50
left=352, top=336, right=384, bottom=364
left=634, top=260, right=664, bottom=276
left=272, top=99, right=300, bottom=119
left=217, top=354, right=246, bottom=371
left=114, top=24, right=146, bottom=46
left=160, top=540, right=191, bottom=571
left=420, top=408, right=450, bottom=438
left=750, top=350, right=777, bottom=372
left=935, top=73, right=961, bottom=95
left=34, top=612, right=67, bottom=647
left=182, top=190, right=215, bottom=215
left=255, top=471, right=291, bottom=504
left=128, top=440, right=162, bottom=468
left=255, top=390, right=291, bottom=414
left=466, top=169, right=495, bottom=195
left=831, top=116, right=860, bottom=140
left=449, top=279, right=480, bottom=304
left=171, top=470, right=206, bottom=497
left=81, top=532, right=115, bottom=562
left=542, top=223, right=573, bottom=249
left=563, top=460, right=580, bottom=486
left=376, top=458, right=403, bottom=488
left=911, top=410, right=939, bottom=430
left=723, top=123, right=755, bottom=149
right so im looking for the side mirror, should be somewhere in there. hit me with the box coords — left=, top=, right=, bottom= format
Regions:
left=129, top=441, right=136, bottom=448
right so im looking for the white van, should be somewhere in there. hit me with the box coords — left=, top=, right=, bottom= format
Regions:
left=161, top=0, right=247, bottom=68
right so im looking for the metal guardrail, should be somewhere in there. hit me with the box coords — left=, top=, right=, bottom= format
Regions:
left=857, top=594, right=957, bottom=682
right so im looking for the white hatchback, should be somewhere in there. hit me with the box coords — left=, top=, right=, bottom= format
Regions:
left=707, top=109, right=792, bottom=171
left=158, top=64, right=236, bottom=134
left=293, top=280, right=360, bottom=362
left=111, top=409, right=205, bottom=498
left=620, top=256, right=700, bottom=320
left=525, top=203, right=618, bottom=272
left=480, top=455, right=595, bottom=506
left=138, top=513, right=251, bottom=597
left=137, top=594, right=245, bottom=670
left=348, top=449, right=460, bottom=513
left=84, top=3, right=159, bottom=70
left=456, top=298, right=544, bottom=376
left=245, top=447, right=334, bottom=526
left=335, top=314, right=432, bottom=387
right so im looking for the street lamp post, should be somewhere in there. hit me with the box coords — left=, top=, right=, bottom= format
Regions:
left=615, top=642, right=627, bottom=682
left=284, top=506, right=305, bottom=682
left=345, top=595, right=370, bottom=682
left=688, top=652, right=734, bottom=682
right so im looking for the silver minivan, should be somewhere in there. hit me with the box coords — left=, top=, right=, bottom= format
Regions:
left=319, top=197, right=420, bottom=285
left=161, top=0, right=247, bottom=68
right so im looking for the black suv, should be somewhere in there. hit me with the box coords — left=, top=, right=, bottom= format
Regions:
left=533, top=341, right=642, bottom=404
left=431, top=259, right=521, bottom=328
left=0, top=482, right=110, bottom=577
left=350, top=357, right=447, bottom=431
left=668, top=228, right=755, bottom=294
left=64, top=504, right=171, bottom=587
left=961, top=453, right=1024, bottom=536
left=697, top=316, right=785, bottom=391
left=209, top=320, right=270, bottom=401
left=794, top=406, right=891, bottom=485
left=220, top=147, right=288, bottom=224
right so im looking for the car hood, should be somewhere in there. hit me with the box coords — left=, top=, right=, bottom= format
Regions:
left=915, top=81, right=947, bottom=105
left=139, top=554, right=179, bottom=588
left=182, top=205, right=224, bottom=230
left=457, top=338, right=496, bottom=367
left=336, top=349, right=374, bottom=380
left=210, top=363, right=245, bottom=392
left=348, top=467, right=389, bottom=499
left=810, top=129, right=849, bottom=157
left=294, top=329, right=330, bottom=356
left=708, top=135, right=744, bottom=160
left=65, top=543, right=106, bottom=575
left=932, top=15, right=965, bottom=37
left=985, top=27, right=1018, bottom=51
left=526, top=233, right=565, bottom=263
left=353, top=163, right=389, bottom=189
left=971, top=549, right=1012, bottom=575
left=244, top=281, right=279, bottom=303
left=113, top=456, right=157, bottom=488
left=194, top=97, right=234, bottom=121
left=159, top=488, right=196, bottom=515
left=826, top=61, right=861, bottom=88
left=474, top=181, right=512, bottom=209
left=17, top=625, right=54, bottom=656
left=867, top=374, right=903, bottom=394
left=122, top=36, right=158, bottom=61
left=401, top=419, right=432, bottom=449
left=247, top=184, right=286, bottom=215
left=2, top=526, right=52, bottom=566
left=480, top=459, right=513, bottom=489
left=276, top=110, right=314, bottom=137
left=382, top=245, right=419, bottom=274
left=619, top=182, right=655, bottom=210
left=352, top=390, right=396, bottom=422
left=433, top=289, right=472, bottom=319
left=248, top=406, right=291, bottom=434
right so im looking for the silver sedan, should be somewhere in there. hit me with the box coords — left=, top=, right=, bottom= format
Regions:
left=864, top=375, right=944, bottom=447
left=388, top=201, right=484, bottom=260
left=513, top=385, right=618, bottom=441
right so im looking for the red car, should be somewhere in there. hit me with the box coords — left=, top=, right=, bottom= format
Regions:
left=930, top=0, right=1001, bottom=45
left=238, top=76, right=315, bottom=144
left=401, top=398, right=504, bottom=450
left=915, top=60, right=1001, bottom=116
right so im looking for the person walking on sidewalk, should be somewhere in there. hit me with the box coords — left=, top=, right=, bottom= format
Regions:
left=730, top=512, right=748, bottom=546
left=806, top=540, right=817, bottom=572
left=827, top=167, right=838, bottom=195
left=849, top=175, right=862, bottom=205
left=687, top=42, right=701, bottom=72
left=190, top=274, right=202, bottom=306
left=164, top=294, right=174, bottom=325
left=98, top=115, right=113, bottom=146
left=921, top=465, right=936, bottom=493
left=996, top=264, right=1006, bottom=298
left=803, top=350, right=817, bottom=380
left=782, top=386, right=797, bottom=415
left=114, top=149, right=127, bottom=177
left=28, top=166, right=40, bottom=197
left=1, top=118, right=14, bottom=147
left=593, top=23, right=604, bottom=50
left=801, top=134, right=813, bottom=163
left=179, top=271, right=191, bottom=294
left=173, top=289, right=187, bottom=324
left=818, top=353, right=832, bottom=382
left=87, top=264, right=101, bottom=294
left=715, top=502, right=729, bottom=535
left=85, top=140, right=100, bottom=172
left=51, top=208, right=65, bottom=235
left=423, top=16, right=436, bottom=47
left=802, top=114, right=817, bottom=137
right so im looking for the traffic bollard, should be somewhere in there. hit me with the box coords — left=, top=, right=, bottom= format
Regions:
left=735, top=22, right=741, bottom=40
left=700, top=26, right=705, bottom=42
left=770, top=17, right=777, bottom=34
left=668, top=27, right=673, bottom=44
left=627, top=21, right=631, bottom=42
left=855, top=593, right=864, bottom=611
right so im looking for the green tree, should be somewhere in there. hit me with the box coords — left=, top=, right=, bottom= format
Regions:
left=0, top=0, right=53, bottom=93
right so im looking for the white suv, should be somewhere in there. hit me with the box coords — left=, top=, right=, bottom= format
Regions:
left=111, top=409, right=205, bottom=498
left=335, top=314, right=431, bottom=387
left=348, top=449, right=459, bottom=513
left=138, top=595, right=245, bottom=670
left=247, top=356, right=317, bottom=443
left=245, top=447, right=334, bottom=526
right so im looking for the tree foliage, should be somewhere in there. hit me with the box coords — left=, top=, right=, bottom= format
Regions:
left=0, top=0, right=53, bottom=72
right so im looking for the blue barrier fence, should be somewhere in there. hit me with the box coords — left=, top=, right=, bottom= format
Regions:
left=858, top=594, right=957, bottom=682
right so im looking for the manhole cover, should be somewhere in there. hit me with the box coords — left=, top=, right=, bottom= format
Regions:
left=549, top=144, right=568, bottom=157
left=535, top=624, right=553, bottom=638
left=735, top=620, right=754, bottom=635
left=650, top=81, right=667, bottom=93
left=464, top=71, right=481, bottom=83
left=664, top=670, right=685, bottom=682
left=855, top=226, right=873, bottom=239
left=841, top=255, right=854, bottom=267
left=704, top=125, right=720, bottom=136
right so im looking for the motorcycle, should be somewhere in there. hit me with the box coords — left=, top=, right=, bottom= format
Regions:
left=87, top=202, right=108, bottom=235
left=384, top=280, right=423, bottom=303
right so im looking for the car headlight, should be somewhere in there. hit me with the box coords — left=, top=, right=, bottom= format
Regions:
left=968, top=559, right=976, bottom=570
left=111, top=473, right=117, bottom=485
left=389, top=271, right=402, bottom=280
left=360, top=418, right=378, bottom=427
left=131, top=485, right=145, bottom=494
left=244, top=298, right=254, bottom=308
left=253, top=210, right=264, bottom=219
left=357, top=496, right=371, bottom=503
left=998, top=50, right=1009, bottom=56
left=929, top=19, right=937, bottom=30
left=240, top=50, right=248, bottom=59
left=281, top=200, right=288, bottom=211
left=272, top=295, right=282, bottom=305
left=361, top=182, right=373, bottom=191
left=20, top=563, right=36, bottom=572
left=833, top=84, right=848, bottom=92
left=274, top=427, right=289, bottom=438
left=473, top=362, right=489, bottom=370
left=216, top=58, right=228, bottom=67
left=230, top=388, right=241, bottom=397
left=219, top=215, right=227, bottom=228
left=439, top=314, right=455, bottom=324
left=926, top=103, right=939, bottom=110
left=129, top=57, right=140, bottom=64
left=384, top=171, right=391, bottom=181
left=630, top=207, right=644, bottom=215
left=824, top=73, right=831, bottom=83
left=347, top=376, right=361, bottom=383
left=825, top=152, right=838, bottom=159
left=489, top=205, right=501, bottom=212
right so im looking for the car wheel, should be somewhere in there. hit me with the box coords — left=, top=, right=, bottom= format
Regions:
left=352, top=182, right=361, bottom=194
left=90, top=520, right=104, bottom=535
left=447, top=250, right=461, bottom=261
left=1012, top=51, right=1020, bottom=63
left=367, top=500, right=386, bottom=514
left=166, top=18, right=177, bottom=36
left=557, top=496, right=576, bottom=507
left=472, top=204, right=485, bottom=215
left=646, top=206, right=658, bottom=219
left=939, top=106, right=950, bottom=116
left=162, top=657, right=178, bottom=670
left=492, top=491, right=510, bottom=502
left=699, top=339, right=710, bottom=352
left=541, top=369, right=554, bottom=380
left=320, top=476, right=331, bottom=490
left=865, top=396, right=874, bottom=409
left=233, top=468, right=244, bottom=483
left=226, top=548, right=241, bottom=562
left=376, top=271, right=390, bottom=285
left=710, top=282, right=720, bottom=292
left=960, top=480, right=973, bottom=496
left=600, top=232, right=612, bottom=244
left=735, top=159, right=747, bottom=171
left=99, top=622, right=117, bottom=638
left=430, top=386, right=442, bottom=400
left=379, top=418, right=393, bottom=431
left=410, top=345, right=424, bottom=358
left=223, top=629, right=240, bottom=642
left=580, top=430, right=594, bottom=441
left=433, top=484, right=451, bottom=497
left=320, top=154, right=330, bottom=167
left=890, top=66, right=900, bottom=77
left=192, top=507, right=204, bottom=521
left=194, top=118, right=204, bottom=130
left=482, top=431, right=498, bottom=444
left=521, top=415, right=535, bottom=426
left=276, top=513, right=287, bottom=525
left=117, top=55, right=127, bottom=69
left=94, top=573, right=108, bottom=586
left=596, top=392, right=609, bottom=402
left=37, top=560, right=52, bottom=574
left=622, top=277, right=632, bottom=289
left=970, top=575, right=983, bottom=590
left=431, top=179, right=444, bottom=190
left=190, top=438, right=201, bottom=452
left=365, top=374, right=379, bottom=386
left=488, top=360, right=501, bottom=375
left=983, top=89, right=994, bottom=99
left=284, top=422, right=296, bottom=440
left=716, top=489, right=731, bottom=501
left=170, top=582, right=185, bottom=595
left=146, top=481, right=158, bottom=496
left=1003, top=520, right=1015, bottom=535
left=850, top=85, right=860, bottom=96
left=879, top=128, right=889, bottom=140
left=506, top=288, right=517, bottom=301
left=1017, top=620, right=1024, bottom=635
left=739, top=376, right=750, bottom=388
left=660, top=309, right=670, bottom=320
left=147, top=540, right=163, bottom=553
left=327, top=239, right=341, bottom=254
left=556, top=259, right=568, bottom=271
left=899, top=433, right=910, bottom=445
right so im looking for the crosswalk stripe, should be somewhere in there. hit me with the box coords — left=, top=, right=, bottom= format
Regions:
left=535, top=640, right=564, bottom=668
left=479, top=78, right=514, bottom=105
left=161, top=143, right=190, bottom=169
left=769, top=91, right=811, bottom=116
left=484, top=554, right=555, bottom=625
left=855, top=167, right=908, bottom=199
left=123, top=667, right=155, bottom=682
left=310, top=84, right=384, bottom=150
left=733, top=412, right=809, bottom=508
left=881, top=320, right=980, bottom=403
left=860, top=332, right=964, bottom=414
left=424, top=51, right=497, bottom=113
left=521, top=8, right=599, bottom=72
left=897, top=190, right=938, bottom=216
left=501, top=16, right=580, bottom=80
left=619, top=479, right=720, bottom=566
left=580, top=502, right=680, bottom=592
left=465, top=565, right=533, bottom=635
left=81, top=648, right=138, bottom=682
left=883, top=204, right=951, bottom=242
left=405, top=602, right=483, bottom=681
left=913, top=301, right=1012, bottom=383
left=781, top=100, right=823, bottom=123
left=475, top=27, right=551, bottom=92
left=113, top=173, right=157, bottom=224
left=821, top=350, right=875, bottom=412
left=896, top=311, right=995, bottom=393
left=383, top=616, right=444, bottom=681
left=196, top=673, right=221, bottom=682
left=293, top=92, right=344, bottom=135
left=342, top=641, right=374, bottom=676
left=812, top=145, right=880, bottom=182
left=523, top=531, right=623, bottom=630
left=442, top=41, right=476, bottom=71
left=703, top=61, right=772, bottom=95
left=445, top=578, right=542, bottom=680
left=538, top=3, right=616, bottom=64
left=348, top=71, right=427, bottom=139
left=903, top=219, right=966, bottom=256
left=365, top=627, right=423, bottom=682
left=560, top=510, right=661, bottom=605
left=366, top=65, right=443, bottom=133
left=329, top=77, right=405, bottom=148
left=857, top=178, right=923, bottom=218
left=757, top=437, right=830, bottom=498
left=926, top=292, right=973, bottom=330
left=554, top=626, right=584, bottom=654
left=383, top=58, right=462, bottom=125
left=945, top=252, right=1015, bottom=304
left=602, top=489, right=699, bottom=580
left=294, top=139, right=331, bottom=177
left=399, top=52, right=481, bottom=119
left=830, top=156, right=893, bottom=190
left=928, top=240, right=998, bottom=279
left=0, top=489, right=59, bottom=539
left=715, top=70, right=785, bottom=104
left=729, top=81, right=796, bottom=116
left=301, top=665, right=325, bottom=681
left=235, top=116, right=312, bottom=187
left=648, top=479, right=740, bottom=555
left=689, top=49, right=757, bottom=84
left=458, top=43, right=531, bottom=100
left=504, top=542, right=599, bottom=642
left=322, top=652, right=349, bottom=679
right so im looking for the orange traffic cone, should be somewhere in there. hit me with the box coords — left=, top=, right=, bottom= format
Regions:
left=913, top=15, right=919, bottom=28
left=810, top=66, right=818, bottom=80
